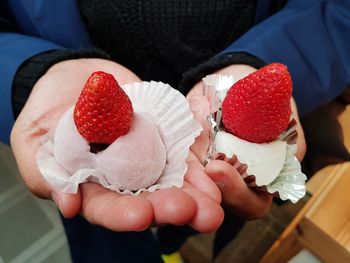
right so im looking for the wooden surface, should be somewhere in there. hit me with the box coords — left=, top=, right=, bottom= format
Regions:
left=299, top=217, right=350, bottom=263
left=306, top=106, right=350, bottom=250
left=261, top=105, right=350, bottom=263
left=305, top=163, right=350, bottom=254
left=306, top=165, right=336, bottom=195
left=261, top=163, right=350, bottom=263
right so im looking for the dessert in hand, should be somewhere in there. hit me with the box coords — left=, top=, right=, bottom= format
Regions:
left=205, top=63, right=306, bottom=202
left=54, top=71, right=166, bottom=191
left=37, top=71, right=201, bottom=194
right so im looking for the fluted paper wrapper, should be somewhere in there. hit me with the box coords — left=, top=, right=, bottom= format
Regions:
left=37, top=81, right=202, bottom=195
left=203, top=74, right=306, bottom=203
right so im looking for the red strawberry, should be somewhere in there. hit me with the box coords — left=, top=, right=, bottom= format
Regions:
left=74, top=71, right=133, bottom=144
left=221, top=63, right=292, bottom=143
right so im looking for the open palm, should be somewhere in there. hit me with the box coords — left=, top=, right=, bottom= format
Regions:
left=11, top=58, right=224, bottom=232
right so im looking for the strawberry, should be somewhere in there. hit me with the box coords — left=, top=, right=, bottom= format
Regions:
left=74, top=71, right=133, bottom=144
left=221, top=63, right=292, bottom=143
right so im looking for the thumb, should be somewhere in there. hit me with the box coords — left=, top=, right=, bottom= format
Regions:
left=205, top=160, right=245, bottom=203
left=205, top=160, right=273, bottom=219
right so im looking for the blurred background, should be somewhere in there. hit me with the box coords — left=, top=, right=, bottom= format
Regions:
left=0, top=143, right=71, bottom=263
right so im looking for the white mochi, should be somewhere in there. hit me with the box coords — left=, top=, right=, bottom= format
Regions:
left=53, top=109, right=166, bottom=191
left=53, top=108, right=96, bottom=173
left=97, top=113, right=166, bottom=190
left=215, top=131, right=287, bottom=186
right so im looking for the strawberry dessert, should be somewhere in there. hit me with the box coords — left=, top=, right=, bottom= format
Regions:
left=37, top=71, right=201, bottom=194
left=204, top=63, right=306, bottom=203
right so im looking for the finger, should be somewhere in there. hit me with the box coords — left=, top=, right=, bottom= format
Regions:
left=146, top=188, right=196, bottom=226
left=80, top=183, right=153, bottom=231
left=206, top=160, right=243, bottom=191
left=53, top=190, right=82, bottom=218
left=206, top=160, right=272, bottom=220
left=182, top=183, right=224, bottom=233
left=186, top=153, right=222, bottom=203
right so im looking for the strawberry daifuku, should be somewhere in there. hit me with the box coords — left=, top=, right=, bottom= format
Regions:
left=53, top=71, right=167, bottom=192
left=36, top=72, right=202, bottom=195
left=74, top=71, right=133, bottom=144
left=202, top=64, right=306, bottom=201
left=222, top=63, right=292, bottom=143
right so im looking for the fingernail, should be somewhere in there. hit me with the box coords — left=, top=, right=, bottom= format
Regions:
left=50, top=192, right=62, bottom=210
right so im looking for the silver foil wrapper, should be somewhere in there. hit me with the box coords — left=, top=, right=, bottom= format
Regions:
left=202, top=74, right=307, bottom=203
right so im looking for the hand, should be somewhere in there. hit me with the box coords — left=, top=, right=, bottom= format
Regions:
left=205, top=156, right=273, bottom=219
left=187, top=64, right=307, bottom=219
left=11, top=58, right=223, bottom=232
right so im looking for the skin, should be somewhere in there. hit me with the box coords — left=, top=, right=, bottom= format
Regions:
left=11, top=60, right=306, bottom=232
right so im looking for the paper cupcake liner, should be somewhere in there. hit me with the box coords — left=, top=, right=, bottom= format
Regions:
left=202, top=74, right=306, bottom=203
left=37, top=81, right=202, bottom=195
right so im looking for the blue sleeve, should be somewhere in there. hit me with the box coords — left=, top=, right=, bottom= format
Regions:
left=0, top=33, right=62, bottom=144
left=222, top=0, right=350, bottom=116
